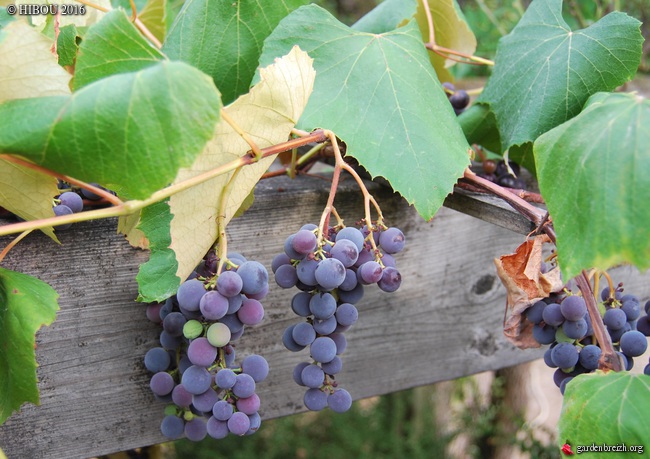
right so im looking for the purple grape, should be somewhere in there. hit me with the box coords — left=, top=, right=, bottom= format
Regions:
left=275, top=264, right=298, bottom=288
left=551, top=342, right=579, bottom=369
left=184, top=418, right=207, bottom=441
left=181, top=365, right=212, bottom=394
left=330, top=332, right=347, bottom=354
left=301, top=364, right=325, bottom=389
left=293, top=362, right=310, bottom=386
left=291, top=292, right=312, bottom=317
left=560, top=296, right=587, bottom=321
left=242, top=354, right=269, bottom=382
left=532, top=324, right=555, bottom=345
left=525, top=301, right=546, bottom=325
left=330, top=239, right=359, bottom=267
left=339, top=269, right=358, bottom=291
left=322, top=356, right=343, bottom=375
left=335, top=303, right=358, bottom=327
left=215, top=368, right=236, bottom=389
left=227, top=294, right=243, bottom=314
left=292, top=322, right=316, bottom=346
left=296, top=258, right=319, bottom=286
left=310, top=337, right=337, bottom=363
left=328, top=389, right=352, bottom=413
left=207, top=417, right=229, bottom=439
left=335, top=227, right=365, bottom=251
left=199, top=291, right=229, bottom=320
left=304, top=388, right=328, bottom=411
left=146, top=303, right=163, bottom=324
left=579, top=344, right=601, bottom=370
left=562, top=318, right=588, bottom=340
left=542, top=303, right=564, bottom=327
left=604, top=308, right=627, bottom=330
left=52, top=204, right=73, bottom=229
left=282, top=325, right=306, bottom=352
left=233, top=373, right=256, bottom=398
left=213, top=400, right=234, bottom=421
left=216, top=271, right=243, bottom=297
left=150, top=372, right=175, bottom=396
left=292, top=229, right=318, bottom=255
left=237, top=261, right=268, bottom=295
left=246, top=412, right=261, bottom=435
left=236, top=393, right=261, bottom=415
left=621, top=297, right=641, bottom=321
left=228, top=411, right=251, bottom=436
left=271, top=253, right=291, bottom=273
left=284, top=235, right=304, bottom=260
left=58, top=191, right=84, bottom=213
left=220, top=313, right=244, bottom=334
left=314, top=258, right=346, bottom=290
left=159, top=330, right=181, bottom=350
left=237, top=298, right=264, bottom=325
left=378, top=227, right=405, bottom=254
left=309, top=292, right=337, bottom=319
left=378, top=267, right=401, bottom=292
left=177, top=279, right=206, bottom=312
left=192, top=387, right=219, bottom=413
left=187, top=337, right=218, bottom=367
left=358, top=261, right=383, bottom=285
left=160, top=415, right=184, bottom=439
left=144, top=347, right=171, bottom=373
left=338, top=283, right=364, bottom=304
left=313, top=316, right=337, bottom=335
left=619, top=330, right=648, bottom=357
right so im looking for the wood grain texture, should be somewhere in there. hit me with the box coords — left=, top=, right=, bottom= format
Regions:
left=0, top=176, right=648, bottom=459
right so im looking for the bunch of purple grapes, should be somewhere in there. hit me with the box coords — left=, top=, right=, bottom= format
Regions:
left=526, top=282, right=649, bottom=393
left=273, top=222, right=405, bottom=412
left=144, top=252, right=269, bottom=440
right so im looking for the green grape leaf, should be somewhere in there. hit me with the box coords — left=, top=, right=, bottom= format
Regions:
left=136, top=200, right=178, bottom=302
left=74, top=9, right=165, bottom=90
left=139, top=0, right=166, bottom=43
left=56, top=24, right=79, bottom=68
left=0, top=61, right=221, bottom=200
left=479, top=0, right=642, bottom=150
left=414, top=0, right=477, bottom=83
left=351, top=0, right=417, bottom=33
left=535, top=92, right=650, bottom=280
left=559, top=372, right=649, bottom=452
left=0, top=21, right=71, bottom=100
left=457, top=103, right=501, bottom=154
left=136, top=47, right=315, bottom=301
left=163, top=0, right=308, bottom=106
left=0, top=267, right=59, bottom=425
left=259, top=5, right=470, bottom=220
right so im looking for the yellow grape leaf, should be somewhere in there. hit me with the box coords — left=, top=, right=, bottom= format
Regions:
left=0, top=21, right=71, bottom=100
left=117, top=211, right=149, bottom=249
left=139, top=0, right=166, bottom=44
left=415, top=0, right=477, bottom=83
left=168, top=46, right=315, bottom=281
left=0, top=160, right=58, bottom=240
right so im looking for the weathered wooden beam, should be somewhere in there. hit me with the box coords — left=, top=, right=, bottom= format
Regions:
left=0, top=175, right=647, bottom=459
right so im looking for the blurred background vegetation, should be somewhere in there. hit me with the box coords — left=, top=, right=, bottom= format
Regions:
left=107, top=2, right=648, bottom=458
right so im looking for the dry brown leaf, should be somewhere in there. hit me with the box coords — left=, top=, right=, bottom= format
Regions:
left=495, top=235, right=564, bottom=348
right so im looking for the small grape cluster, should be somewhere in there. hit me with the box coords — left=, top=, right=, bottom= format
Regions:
left=526, top=283, right=650, bottom=393
left=478, top=159, right=526, bottom=190
left=144, top=252, right=270, bottom=440
left=52, top=181, right=113, bottom=229
left=273, top=222, right=405, bottom=412
left=442, top=82, right=470, bottom=116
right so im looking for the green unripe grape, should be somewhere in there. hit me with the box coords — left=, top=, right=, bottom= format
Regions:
left=207, top=322, right=231, bottom=348
left=183, top=319, right=203, bottom=339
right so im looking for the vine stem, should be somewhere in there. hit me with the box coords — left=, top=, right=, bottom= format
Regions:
left=420, top=0, right=494, bottom=66
left=220, top=109, right=263, bottom=159
left=0, top=130, right=328, bottom=237
left=315, top=131, right=384, bottom=257
left=575, top=272, right=622, bottom=372
left=214, top=167, right=243, bottom=276
left=0, top=155, right=124, bottom=206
